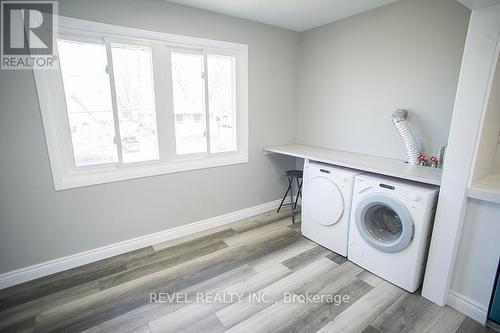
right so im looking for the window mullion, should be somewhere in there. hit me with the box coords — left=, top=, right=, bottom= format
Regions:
left=203, top=51, right=211, bottom=155
left=104, top=39, right=124, bottom=165
left=153, top=44, right=175, bottom=162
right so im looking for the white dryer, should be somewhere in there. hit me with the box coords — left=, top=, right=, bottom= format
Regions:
left=348, top=174, right=439, bottom=292
left=301, top=160, right=363, bottom=256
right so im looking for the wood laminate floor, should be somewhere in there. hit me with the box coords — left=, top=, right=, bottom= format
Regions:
left=0, top=208, right=493, bottom=333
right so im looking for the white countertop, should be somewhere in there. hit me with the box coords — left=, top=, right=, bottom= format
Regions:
left=264, top=144, right=442, bottom=186
left=468, top=174, right=500, bottom=204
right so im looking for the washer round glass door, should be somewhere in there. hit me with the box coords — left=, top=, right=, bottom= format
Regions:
left=304, top=177, right=344, bottom=226
left=355, top=194, right=414, bottom=253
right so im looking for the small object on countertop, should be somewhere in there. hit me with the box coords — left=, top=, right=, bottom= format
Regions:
left=438, top=144, right=447, bottom=168
left=430, top=156, right=439, bottom=168
left=418, top=154, right=427, bottom=166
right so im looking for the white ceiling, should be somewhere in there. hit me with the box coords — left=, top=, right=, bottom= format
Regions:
left=457, top=0, right=500, bottom=9
left=165, top=0, right=400, bottom=32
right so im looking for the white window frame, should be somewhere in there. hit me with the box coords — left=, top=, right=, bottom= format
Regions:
left=34, top=16, right=248, bottom=191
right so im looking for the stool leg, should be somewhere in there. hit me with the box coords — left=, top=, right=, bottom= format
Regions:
left=289, top=177, right=295, bottom=224
left=277, top=177, right=293, bottom=213
left=294, top=178, right=302, bottom=210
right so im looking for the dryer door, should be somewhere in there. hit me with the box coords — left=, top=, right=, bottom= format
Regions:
left=355, top=193, right=414, bottom=253
left=304, top=176, right=344, bottom=226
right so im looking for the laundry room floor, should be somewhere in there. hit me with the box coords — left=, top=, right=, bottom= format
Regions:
left=0, top=208, right=490, bottom=333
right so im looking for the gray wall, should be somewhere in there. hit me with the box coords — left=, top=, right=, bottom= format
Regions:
left=0, top=0, right=299, bottom=273
left=297, top=0, right=470, bottom=160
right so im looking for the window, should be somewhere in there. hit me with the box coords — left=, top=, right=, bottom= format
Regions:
left=170, top=52, right=237, bottom=156
left=110, top=43, right=159, bottom=164
left=34, top=17, right=248, bottom=190
left=208, top=54, right=237, bottom=153
left=57, top=40, right=118, bottom=167
left=171, top=52, right=206, bottom=155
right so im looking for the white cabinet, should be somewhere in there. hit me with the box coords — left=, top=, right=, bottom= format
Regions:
left=469, top=48, right=500, bottom=204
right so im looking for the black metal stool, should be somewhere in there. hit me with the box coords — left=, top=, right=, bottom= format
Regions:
left=277, top=170, right=303, bottom=224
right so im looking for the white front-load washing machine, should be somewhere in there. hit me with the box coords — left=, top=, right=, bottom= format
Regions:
left=348, top=173, right=439, bottom=292
left=301, top=160, right=363, bottom=256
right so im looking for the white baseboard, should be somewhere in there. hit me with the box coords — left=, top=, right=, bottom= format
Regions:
left=0, top=199, right=285, bottom=289
left=448, top=290, right=488, bottom=324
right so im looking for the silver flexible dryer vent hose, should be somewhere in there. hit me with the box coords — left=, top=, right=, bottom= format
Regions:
left=392, top=109, right=421, bottom=165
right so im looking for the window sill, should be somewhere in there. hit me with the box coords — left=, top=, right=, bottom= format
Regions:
left=53, top=154, right=248, bottom=191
